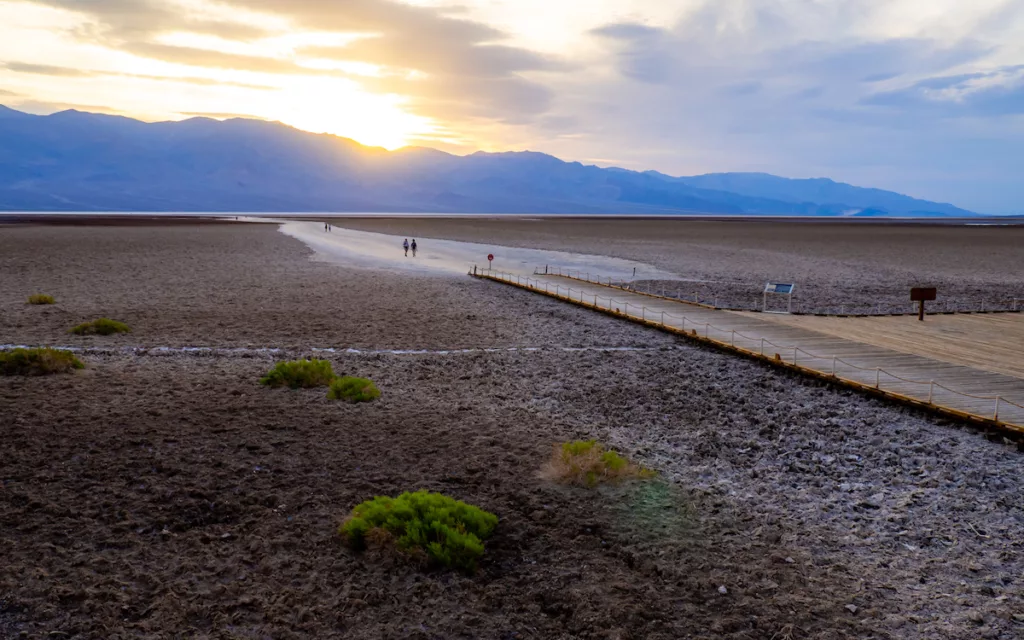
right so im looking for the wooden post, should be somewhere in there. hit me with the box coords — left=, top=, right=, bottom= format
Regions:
left=918, top=299, right=925, bottom=322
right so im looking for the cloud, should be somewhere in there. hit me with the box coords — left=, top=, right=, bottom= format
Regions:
left=121, top=41, right=304, bottom=74
left=26, top=0, right=268, bottom=40
left=1, top=60, right=275, bottom=89
left=2, top=62, right=96, bottom=77
left=121, top=72, right=275, bottom=91
left=590, top=23, right=673, bottom=84
left=864, top=65, right=1024, bottom=117
left=218, top=0, right=562, bottom=123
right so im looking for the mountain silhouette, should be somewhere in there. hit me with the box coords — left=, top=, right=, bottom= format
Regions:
left=0, top=106, right=975, bottom=216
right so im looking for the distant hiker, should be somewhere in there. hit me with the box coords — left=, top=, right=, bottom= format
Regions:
left=325, top=222, right=329, bottom=231
left=411, top=239, right=418, bottom=257
left=403, top=238, right=409, bottom=257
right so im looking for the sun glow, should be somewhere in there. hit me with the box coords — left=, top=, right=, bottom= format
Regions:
left=261, top=77, right=435, bottom=150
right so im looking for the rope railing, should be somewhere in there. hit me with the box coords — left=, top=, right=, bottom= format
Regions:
left=478, top=268, right=1023, bottom=428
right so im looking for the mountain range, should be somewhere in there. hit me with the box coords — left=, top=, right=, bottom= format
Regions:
left=0, top=105, right=977, bottom=216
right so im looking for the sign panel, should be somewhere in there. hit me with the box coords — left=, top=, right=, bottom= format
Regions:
left=765, top=283, right=795, bottom=295
left=910, top=287, right=937, bottom=302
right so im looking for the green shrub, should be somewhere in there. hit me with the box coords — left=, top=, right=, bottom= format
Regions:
left=543, top=440, right=657, bottom=487
left=0, top=348, right=84, bottom=376
left=27, top=294, right=55, bottom=305
left=327, top=376, right=381, bottom=403
left=69, top=318, right=131, bottom=336
left=340, top=490, right=499, bottom=573
left=260, top=359, right=335, bottom=389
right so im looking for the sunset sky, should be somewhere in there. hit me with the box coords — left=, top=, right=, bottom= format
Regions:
left=1, top=0, right=1023, bottom=212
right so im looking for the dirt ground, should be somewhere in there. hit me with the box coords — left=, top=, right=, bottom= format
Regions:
left=2, top=222, right=1023, bottom=639
left=331, top=218, right=1024, bottom=313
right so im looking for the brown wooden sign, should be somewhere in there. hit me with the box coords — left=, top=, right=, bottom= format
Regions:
left=910, top=287, right=937, bottom=302
left=911, top=287, right=937, bottom=321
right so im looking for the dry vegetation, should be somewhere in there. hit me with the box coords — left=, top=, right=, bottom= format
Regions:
left=69, top=318, right=131, bottom=336
left=542, top=440, right=656, bottom=487
left=259, top=359, right=335, bottom=389
left=327, top=376, right=381, bottom=403
left=0, top=347, right=83, bottom=376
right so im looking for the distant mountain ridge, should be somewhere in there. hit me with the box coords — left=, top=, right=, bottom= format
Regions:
left=0, top=105, right=977, bottom=216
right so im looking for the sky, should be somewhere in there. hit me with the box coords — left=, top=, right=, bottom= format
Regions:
left=1, top=0, right=1023, bottom=213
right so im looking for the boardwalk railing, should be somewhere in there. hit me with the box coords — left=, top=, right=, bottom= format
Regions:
left=478, top=268, right=1024, bottom=433
left=536, top=266, right=1024, bottom=317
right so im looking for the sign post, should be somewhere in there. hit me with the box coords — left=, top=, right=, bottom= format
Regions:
left=911, top=287, right=937, bottom=321
left=487, top=254, right=494, bottom=271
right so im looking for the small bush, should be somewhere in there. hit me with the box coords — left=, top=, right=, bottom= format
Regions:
left=260, top=359, right=335, bottom=389
left=27, top=294, right=55, bottom=305
left=327, top=376, right=381, bottom=403
left=0, top=348, right=84, bottom=376
left=340, top=490, right=499, bottom=573
left=69, top=318, right=131, bottom=336
left=543, top=440, right=656, bottom=487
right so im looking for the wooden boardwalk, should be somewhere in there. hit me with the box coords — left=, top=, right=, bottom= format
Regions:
left=475, top=269, right=1024, bottom=433
left=742, top=312, right=1024, bottom=380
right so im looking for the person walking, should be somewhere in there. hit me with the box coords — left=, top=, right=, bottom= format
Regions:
left=403, top=238, right=409, bottom=257
left=411, top=239, right=418, bottom=257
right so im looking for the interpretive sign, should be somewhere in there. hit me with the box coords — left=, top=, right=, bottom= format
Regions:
left=765, top=283, right=795, bottom=295
left=763, top=282, right=796, bottom=313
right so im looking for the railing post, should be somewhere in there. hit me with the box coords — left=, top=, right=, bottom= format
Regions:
left=704, top=323, right=709, bottom=338
left=793, top=346, right=798, bottom=364
left=928, top=381, right=934, bottom=404
left=642, top=307, right=646, bottom=320
left=760, top=338, right=764, bottom=355
left=730, top=330, right=735, bottom=346
left=875, top=368, right=881, bottom=389
left=662, top=311, right=665, bottom=325
left=831, top=356, right=836, bottom=376
left=994, top=396, right=1001, bottom=420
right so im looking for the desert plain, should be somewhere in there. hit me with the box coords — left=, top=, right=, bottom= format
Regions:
left=1, top=217, right=1023, bottom=639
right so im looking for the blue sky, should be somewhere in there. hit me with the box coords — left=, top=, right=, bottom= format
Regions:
left=1, top=0, right=1022, bottom=213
